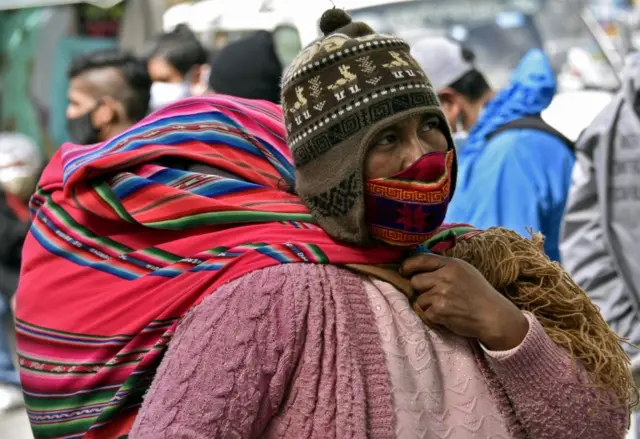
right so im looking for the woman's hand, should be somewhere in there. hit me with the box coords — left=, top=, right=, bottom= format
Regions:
left=401, top=253, right=529, bottom=351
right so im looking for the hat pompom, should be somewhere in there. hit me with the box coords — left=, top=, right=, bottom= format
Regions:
left=319, top=8, right=352, bottom=36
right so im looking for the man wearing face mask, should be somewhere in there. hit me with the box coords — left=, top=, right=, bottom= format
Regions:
left=412, top=37, right=575, bottom=262
left=411, top=37, right=494, bottom=148
left=66, top=49, right=151, bottom=145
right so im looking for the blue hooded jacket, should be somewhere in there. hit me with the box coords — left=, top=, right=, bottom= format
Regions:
left=445, top=49, right=575, bottom=261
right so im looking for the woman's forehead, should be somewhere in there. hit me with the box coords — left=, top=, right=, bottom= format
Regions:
left=381, top=113, right=437, bottom=130
left=148, top=56, right=182, bottom=80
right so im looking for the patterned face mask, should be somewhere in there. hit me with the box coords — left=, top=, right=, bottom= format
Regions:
left=364, top=149, right=454, bottom=246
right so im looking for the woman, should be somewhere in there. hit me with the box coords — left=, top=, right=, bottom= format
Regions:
left=16, top=9, right=631, bottom=439
left=145, top=24, right=208, bottom=110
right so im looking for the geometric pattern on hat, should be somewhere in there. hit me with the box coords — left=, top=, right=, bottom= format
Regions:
left=306, top=171, right=359, bottom=217
left=293, top=87, right=437, bottom=167
left=283, top=33, right=434, bottom=146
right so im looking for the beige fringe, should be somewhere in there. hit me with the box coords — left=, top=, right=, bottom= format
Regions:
left=427, top=227, right=636, bottom=411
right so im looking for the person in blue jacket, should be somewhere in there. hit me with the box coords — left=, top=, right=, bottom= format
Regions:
left=412, top=37, right=575, bottom=261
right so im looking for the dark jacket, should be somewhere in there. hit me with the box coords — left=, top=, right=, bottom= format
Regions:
left=0, top=191, right=29, bottom=298
left=208, top=30, right=282, bottom=103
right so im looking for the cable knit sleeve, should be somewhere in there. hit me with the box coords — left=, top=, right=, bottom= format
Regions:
left=129, top=265, right=302, bottom=439
left=483, top=311, right=629, bottom=439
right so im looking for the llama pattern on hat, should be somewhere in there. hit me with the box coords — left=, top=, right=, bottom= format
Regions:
left=289, top=87, right=308, bottom=114
left=383, top=51, right=410, bottom=68
left=327, top=65, right=360, bottom=103
left=283, top=35, right=434, bottom=149
left=284, top=33, right=352, bottom=80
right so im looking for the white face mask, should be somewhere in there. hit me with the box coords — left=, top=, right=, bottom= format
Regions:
left=150, top=82, right=191, bottom=112
left=0, top=133, right=43, bottom=200
left=453, top=115, right=468, bottom=148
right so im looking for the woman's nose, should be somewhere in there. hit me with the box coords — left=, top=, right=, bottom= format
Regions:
left=402, top=136, right=426, bottom=170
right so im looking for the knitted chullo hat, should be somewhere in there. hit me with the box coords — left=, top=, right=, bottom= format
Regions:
left=281, top=8, right=456, bottom=245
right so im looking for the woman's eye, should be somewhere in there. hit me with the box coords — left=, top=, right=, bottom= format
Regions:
left=375, top=133, right=396, bottom=146
left=420, top=118, right=439, bottom=132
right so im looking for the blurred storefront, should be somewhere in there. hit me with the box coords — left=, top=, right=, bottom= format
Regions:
left=0, top=1, right=164, bottom=157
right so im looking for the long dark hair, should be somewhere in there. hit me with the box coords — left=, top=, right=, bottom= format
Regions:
left=145, top=24, right=207, bottom=76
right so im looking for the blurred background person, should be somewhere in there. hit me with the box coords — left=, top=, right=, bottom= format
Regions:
left=411, top=37, right=495, bottom=148
left=412, top=37, right=576, bottom=262
left=561, top=51, right=640, bottom=357
left=0, top=132, right=43, bottom=413
left=207, top=30, right=282, bottom=104
left=66, top=49, right=151, bottom=145
left=145, top=24, right=208, bottom=111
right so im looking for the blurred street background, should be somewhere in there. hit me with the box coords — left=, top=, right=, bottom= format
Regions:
left=2, top=0, right=640, bottom=438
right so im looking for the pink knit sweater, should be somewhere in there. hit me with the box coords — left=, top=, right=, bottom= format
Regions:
left=130, top=264, right=628, bottom=439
